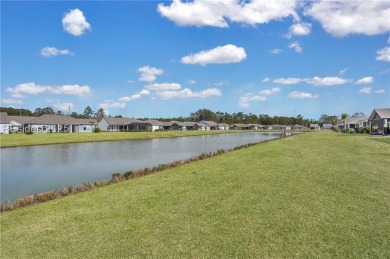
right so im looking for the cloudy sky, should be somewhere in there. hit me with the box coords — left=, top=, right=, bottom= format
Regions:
left=1, top=1, right=389, bottom=119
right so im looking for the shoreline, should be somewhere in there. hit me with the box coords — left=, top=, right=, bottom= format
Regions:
left=0, top=129, right=298, bottom=148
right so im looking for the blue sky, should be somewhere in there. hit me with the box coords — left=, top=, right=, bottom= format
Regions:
left=1, top=1, right=389, bottom=119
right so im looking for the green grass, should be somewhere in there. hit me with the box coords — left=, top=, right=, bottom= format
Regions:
left=1, top=131, right=389, bottom=258
left=0, top=130, right=251, bottom=148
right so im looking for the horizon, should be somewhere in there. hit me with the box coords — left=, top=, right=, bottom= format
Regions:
left=1, top=1, right=389, bottom=120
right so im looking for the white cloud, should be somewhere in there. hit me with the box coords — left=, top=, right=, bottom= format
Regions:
left=158, top=0, right=298, bottom=28
left=339, top=68, right=348, bottom=75
left=52, top=102, right=74, bottom=111
left=288, top=91, right=318, bottom=99
left=1, top=98, right=23, bottom=105
left=181, top=44, right=246, bottom=65
left=269, top=48, right=283, bottom=54
left=213, top=80, right=229, bottom=86
left=376, top=46, right=390, bottom=62
left=99, top=100, right=126, bottom=110
left=286, top=22, right=312, bottom=38
left=6, top=82, right=91, bottom=98
left=306, top=77, right=348, bottom=86
left=273, top=77, right=302, bottom=85
left=359, top=87, right=372, bottom=94
left=239, top=87, right=280, bottom=108
left=138, top=89, right=151, bottom=95
left=62, top=9, right=91, bottom=36
left=355, top=77, right=374, bottom=84
left=137, top=66, right=164, bottom=83
left=374, top=89, right=386, bottom=94
left=41, top=47, right=73, bottom=57
left=49, top=85, right=91, bottom=95
left=288, top=41, right=302, bottom=53
left=305, top=1, right=390, bottom=37
left=145, top=83, right=182, bottom=91
left=155, top=87, right=221, bottom=99
left=261, top=77, right=271, bottom=83
left=187, top=79, right=196, bottom=84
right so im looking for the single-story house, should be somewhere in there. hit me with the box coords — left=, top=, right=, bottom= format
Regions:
left=309, top=124, right=320, bottom=130
left=272, top=124, right=291, bottom=130
left=249, top=124, right=267, bottom=130
left=193, top=121, right=211, bottom=130
left=343, top=116, right=369, bottom=132
left=98, top=117, right=139, bottom=131
left=217, top=123, right=230, bottom=130
left=130, top=120, right=164, bottom=132
left=0, top=112, right=11, bottom=134
left=24, top=115, right=96, bottom=133
left=291, top=124, right=306, bottom=130
left=368, top=108, right=390, bottom=133
left=183, top=121, right=196, bottom=130
left=230, top=124, right=251, bottom=130
left=322, top=124, right=333, bottom=130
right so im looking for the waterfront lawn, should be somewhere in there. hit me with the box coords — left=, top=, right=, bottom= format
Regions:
left=1, top=131, right=389, bottom=258
left=0, top=130, right=247, bottom=148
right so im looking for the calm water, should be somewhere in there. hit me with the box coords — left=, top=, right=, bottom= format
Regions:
left=1, top=132, right=283, bottom=203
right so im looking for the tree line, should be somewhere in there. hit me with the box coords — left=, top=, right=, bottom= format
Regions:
left=1, top=106, right=365, bottom=126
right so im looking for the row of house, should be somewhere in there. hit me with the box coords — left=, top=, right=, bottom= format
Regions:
left=97, top=117, right=306, bottom=132
left=307, top=108, right=390, bottom=133
left=0, top=112, right=97, bottom=134
left=1, top=108, right=389, bottom=134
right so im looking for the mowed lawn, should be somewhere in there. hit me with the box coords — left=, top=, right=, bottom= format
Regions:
left=1, top=131, right=389, bottom=258
left=0, top=130, right=244, bottom=148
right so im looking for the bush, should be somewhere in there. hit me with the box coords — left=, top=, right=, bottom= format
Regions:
left=372, top=125, right=379, bottom=133
left=93, top=127, right=101, bottom=133
left=347, top=128, right=355, bottom=134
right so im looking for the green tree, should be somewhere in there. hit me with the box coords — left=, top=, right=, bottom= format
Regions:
left=95, top=108, right=105, bottom=119
left=83, top=106, right=94, bottom=119
left=341, top=113, right=349, bottom=132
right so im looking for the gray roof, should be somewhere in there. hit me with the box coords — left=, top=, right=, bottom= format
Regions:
left=7, top=115, right=35, bottom=124
left=134, top=119, right=164, bottom=126
left=198, top=121, right=219, bottom=127
left=76, top=118, right=98, bottom=125
left=369, top=108, right=390, bottom=121
left=27, top=115, right=79, bottom=125
left=345, top=116, right=368, bottom=124
left=218, top=123, right=230, bottom=127
left=103, top=117, right=140, bottom=125
left=183, top=121, right=196, bottom=126
left=0, top=112, right=9, bottom=123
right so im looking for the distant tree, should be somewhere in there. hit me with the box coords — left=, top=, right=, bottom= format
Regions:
left=56, top=110, right=64, bottom=115
left=351, top=112, right=366, bottom=117
left=0, top=107, right=33, bottom=116
left=114, top=115, right=123, bottom=118
left=83, top=106, right=94, bottom=119
left=319, top=114, right=339, bottom=125
left=34, top=107, right=54, bottom=116
left=190, top=109, right=216, bottom=122
left=95, top=108, right=105, bottom=119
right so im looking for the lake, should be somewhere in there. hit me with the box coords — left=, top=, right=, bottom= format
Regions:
left=1, top=132, right=284, bottom=203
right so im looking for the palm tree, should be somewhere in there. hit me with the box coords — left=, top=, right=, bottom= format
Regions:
left=341, top=113, right=349, bottom=132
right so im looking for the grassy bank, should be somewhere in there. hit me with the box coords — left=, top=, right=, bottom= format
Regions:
left=0, top=130, right=253, bottom=148
left=1, top=131, right=389, bottom=258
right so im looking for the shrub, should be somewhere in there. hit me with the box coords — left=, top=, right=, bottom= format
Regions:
left=59, top=187, right=71, bottom=197
left=36, top=190, right=57, bottom=202
left=93, top=127, right=101, bottom=133
left=372, top=125, right=379, bottom=133
left=15, top=195, right=36, bottom=207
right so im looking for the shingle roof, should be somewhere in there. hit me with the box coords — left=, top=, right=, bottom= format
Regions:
left=103, top=117, right=140, bottom=125
left=369, top=108, right=390, bottom=121
left=183, top=121, right=196, bottom=126
left=8, top=115, right=36, bottom=124
left=27, top=115, right=79, bottom=125
left=201, top=121, right=218, bottom=127
left=345, top=116, right=368, bottom=124
left=0, top=112, right=9, bottom=123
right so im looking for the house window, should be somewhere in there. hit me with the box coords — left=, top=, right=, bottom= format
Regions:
left=84, top=126, right=87, bottom=131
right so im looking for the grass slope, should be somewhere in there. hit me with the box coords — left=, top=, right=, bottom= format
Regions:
left=0, top=130, right=248, bottom=148
left=1, top=131, right=389, bottom=258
